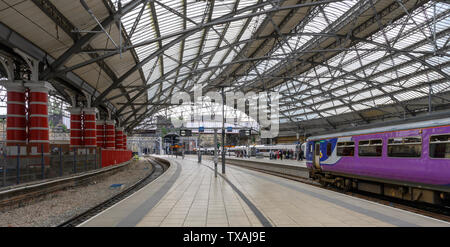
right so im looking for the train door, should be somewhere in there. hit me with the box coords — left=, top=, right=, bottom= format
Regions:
left=314, top=142, right=321, bottom=169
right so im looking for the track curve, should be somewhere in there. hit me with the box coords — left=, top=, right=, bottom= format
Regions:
left=58, top=158, right=168, bottom=227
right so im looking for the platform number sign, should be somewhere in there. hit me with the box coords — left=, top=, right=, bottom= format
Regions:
left=227, top=127, right=233, bottom=132
left=199, top=126, right=204, bottom=133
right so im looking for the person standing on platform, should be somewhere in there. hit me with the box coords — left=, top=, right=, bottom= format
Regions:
left=299, top=144, right=304, bottom=161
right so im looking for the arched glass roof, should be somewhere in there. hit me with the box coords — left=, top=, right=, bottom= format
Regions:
left=113, top=0, right=450, bottom=134
left=1, top=0, right=448, bottom=135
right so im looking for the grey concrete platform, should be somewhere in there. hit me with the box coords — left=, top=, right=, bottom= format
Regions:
left=80, top=156, right=450, bottom=227
left=227, top=156, right=307, bottom=168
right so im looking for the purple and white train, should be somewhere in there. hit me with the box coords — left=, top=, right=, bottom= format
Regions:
left=306, top=118, right=450, bottom=205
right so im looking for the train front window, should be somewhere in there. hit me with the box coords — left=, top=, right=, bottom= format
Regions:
left=430, top=134, right=450, bottom=159
left=358, top=139, right=382, bottom=157
left=337, top=141, right=354, bottom=156
left=388, top=136, right=421, bottom=158
left=326, top=143, right=332, bottom=156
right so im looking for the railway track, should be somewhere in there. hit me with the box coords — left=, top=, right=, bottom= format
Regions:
left=224, top=161, right=450, bottom=223
left=0, top=161, right=132, bottom=211
left=58, top=157, right=169, bottom=227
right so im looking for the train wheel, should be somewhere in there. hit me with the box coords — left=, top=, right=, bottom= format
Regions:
left=343, top=179, right=352, bottom=192
left=319, top=179, right=328, bottom=187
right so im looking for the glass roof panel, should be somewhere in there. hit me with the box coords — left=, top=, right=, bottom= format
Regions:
left=110, top=0, right=450, bottom=129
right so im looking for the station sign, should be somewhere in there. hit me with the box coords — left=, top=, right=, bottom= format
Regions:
left=239, top=129, right=251, bottom=137
left=226, top=126, right=233, bottom=132
left=199, top=126, right=205, bottom=132
left=180, top=129, right=192, bottom=137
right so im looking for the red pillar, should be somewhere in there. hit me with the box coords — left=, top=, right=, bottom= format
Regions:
left=69, top=108, right=82, bottom=149
left=5, top=82, right=27, bottom=156
left=96, top=120, right=105, bottom=148
left=83, top=108, right=96, bottom=152
left=26, top=82, right=49, bottom=157
left=105, top=120, right=115, bottom=149
left=115, top=127, right=123, bottom=150
left=123, top=133, right=127, bottom=150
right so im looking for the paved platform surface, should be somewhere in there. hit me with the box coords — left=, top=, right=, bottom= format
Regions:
left=81, top=156, right=450, bottom=227
left=224, top=156, right=307, bottom=168
left=182, top=154, right=307, bottom=168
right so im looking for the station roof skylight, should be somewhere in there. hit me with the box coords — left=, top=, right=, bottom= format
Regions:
left=1, top=0, right=448, bottom=134
left=115, top=0, right=449, bottom=131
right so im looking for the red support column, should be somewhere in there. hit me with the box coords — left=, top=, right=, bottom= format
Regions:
left=115, top=127, right=123, bottom=150
left=4, top=82, right=27, bottom=156
left=82, top=108, right=96, bottom=152
left=96, top=120, right=105, bottom=148
left=26, top=82, right=49, bottom=158
left=69, top=108, right=82, bottom=149
left=105, top=120, right=115, bottom=149
left=123, top=133, right=127, bottom=150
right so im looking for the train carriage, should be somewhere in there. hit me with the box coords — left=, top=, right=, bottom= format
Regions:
left=227, top=144, right=302, bottom=158
left=306, top=118, right=450, bottom=205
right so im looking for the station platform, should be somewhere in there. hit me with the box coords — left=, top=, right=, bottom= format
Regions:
left=183, top=154, right=307, bottom=168
left=222, top=156, right=307, bottom=168
left=81, top=156, right=450, bottom=227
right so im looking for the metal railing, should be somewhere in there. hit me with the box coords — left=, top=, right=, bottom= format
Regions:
left=0, top=145, right=100, bottom=188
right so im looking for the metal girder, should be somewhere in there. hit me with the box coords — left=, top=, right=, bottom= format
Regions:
left=92, top=29, right=193, bottom=106
left=112, top=35, right=287, bottom=115
left=128, top=0, right=151, bottom=43
left=277, top=31, right=450, bottom=113
left=280, top=89, right=450, bottom=132
left=48, top=7, right=336, bottom=77
left=31, top=0, right=141, bottom=126
left=40, top=0, right=146, bottom=80
left=31, top=0, right=79, bottom=41
left=205, top=0, right=312, bottom=91
left=18, top=0, right=449, bottom=133
left=75, top=0, right=342, bottom=107
left=105, top=1, right=150, bottom=125
left=224, top=0, right=429, bottom=95
left=282, top=76, right=449, bottom=120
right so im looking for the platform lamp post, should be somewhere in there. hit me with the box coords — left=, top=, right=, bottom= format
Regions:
left=221, top=87, right=225, bottom=174
left=214, top=128, right=218, bottom=177
left=198, top=127, right=201, bottom=163
left=247, top=129, right=250, bottom=158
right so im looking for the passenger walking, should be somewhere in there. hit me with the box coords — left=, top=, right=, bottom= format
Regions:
left=299, top=144, right=304, bottom=161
